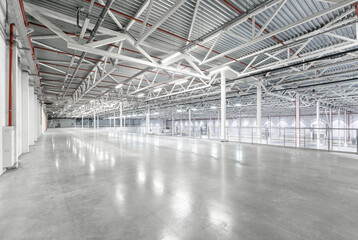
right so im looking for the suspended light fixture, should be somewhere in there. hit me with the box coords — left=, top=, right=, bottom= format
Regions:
left=174, top=79, right=188, bottom=85
left=161, top=52, right=181, bottom=64
left=153, top=87, right=162, bottom=92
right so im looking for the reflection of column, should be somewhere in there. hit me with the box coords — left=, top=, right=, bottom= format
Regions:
left=257, top=85, right=262, bottom=143
left=146, top=108, right=150, bottom=134
left=344, top=109, right=347, bottom=147
left=94, top=111, right=96, bottom=129
left=295, top=93, right=300, bottom=147
left=189, top=109, right=192, bottom=137
left=172, top=113, right=174, bottom=136
left=220, top=70, right=227, bottom=141
left=329, top=108, right=332, bottom=149
left=317, top=100, right=320, bottom=148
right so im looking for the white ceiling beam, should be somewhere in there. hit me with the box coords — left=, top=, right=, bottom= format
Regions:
left=138, top=0, right=154, bottom=40
left=201, top=0, right=357, bottom=65
left=125, top=0, right=150, bottom=31
left=84, top=36, right=126, bottom=48
left=255, top=0, right=287, bottom=38
left=187, top=0, right=201, bottom=43
left=97, top=0, right=123, bottom=29
left=137, top=0, right=187, bottom=45
left=25, top=8, right=75, bottom=43
left=67, top=41, right=210, bottom=79
left=208, top=15, right=356, bottom=72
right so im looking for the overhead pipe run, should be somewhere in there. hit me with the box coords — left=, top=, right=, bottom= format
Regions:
left=228, top=46, right=358, bottom=84
left=62, top=0, right=115, bottom=100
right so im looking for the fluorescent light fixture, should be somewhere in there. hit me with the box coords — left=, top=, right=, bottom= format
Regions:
left=153, top=112, right=159, bottom=115
left=209, top=66, right=230, bottom=76
left=177, top=109, right=183, bottom=113
left=153, top=87, right=162, bottom=92
left=191, top=108, right=197, bottom=111
left=137, top=93, right=145, bottom=98
left=235, top=103, right=242, bottom=107
left=161, top=52, right=181, bottom=64
left=115, top=84, right=123, bottom=88
left=174, top=79, right=188, bottom=85
left=210, top=106, right=217, bottom=109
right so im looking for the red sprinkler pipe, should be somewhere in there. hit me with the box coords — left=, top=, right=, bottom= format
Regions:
left=8, top=23, right=15, bottom=126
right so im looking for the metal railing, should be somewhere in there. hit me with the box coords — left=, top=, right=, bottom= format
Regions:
left=104, top=126, right=358, bottom=154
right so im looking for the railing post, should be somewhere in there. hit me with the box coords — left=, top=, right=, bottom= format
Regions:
left=266, top=127, right=268, bottom=145
left=304, top=128, right=306, bottom=148
left=284, top=128, right=286, bottom=147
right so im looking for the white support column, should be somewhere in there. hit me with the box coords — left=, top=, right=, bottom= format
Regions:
left=97, top=116, right=99, bottom=128
left=189, top=108, right=192, bottom=137
left=21, top=71, right=30, bottom=153
left=113, top=112, right=116, bottom=127
left=11, top=42, right=23, bottom=158
left=75, top=118, right=77, bottom=128
left=338, top=108, right=341, bottom=148
left=120, top=102, right=123, bottom=129
left=82, top=115, right=84, bottom=128
left=295, top=93, right=300, bottom=147
left=220, top=70, right=227, bottom=141
left=146, top=108, right=150, bottom=134
left=268, top=115, right=271, bottom=140
left=28, top=86, right=35, bottom=145
left=93, top=111, right=96, bottom=129
left=257, top=85, right=262, bottom=143
left=34, top=95, right=39, bottom=140
left=317, top=100, right=320, bottom=148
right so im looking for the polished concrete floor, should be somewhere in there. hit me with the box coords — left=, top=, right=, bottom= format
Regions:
left=1, top=128, right=358, bottom=240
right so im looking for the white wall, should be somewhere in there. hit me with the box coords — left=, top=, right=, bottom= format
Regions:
left=28, top=86, right=35, bottom=146
left=48, top=119, right=76, bottom=128
left=0, top=13, right=47, bottom=174
left=0, top=0, right=6, bottom=173
left=21, top=71, right=29, bottom=153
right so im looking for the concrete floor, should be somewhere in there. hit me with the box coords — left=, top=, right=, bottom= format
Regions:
left=1, top=129, right=358, bottom=240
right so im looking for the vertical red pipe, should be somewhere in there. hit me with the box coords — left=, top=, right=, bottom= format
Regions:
left=8, top=23, right=15, bottom=126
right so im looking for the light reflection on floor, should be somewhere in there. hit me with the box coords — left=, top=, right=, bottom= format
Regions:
left=0, top=128, right=358, bottom=240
